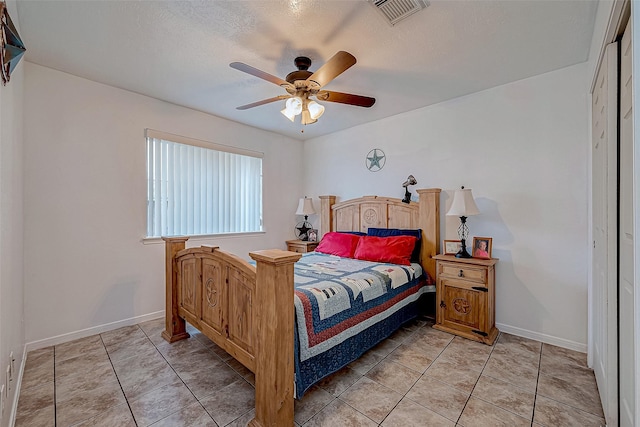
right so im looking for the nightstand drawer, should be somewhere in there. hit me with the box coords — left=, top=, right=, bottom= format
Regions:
left=286, top=240, right=318, bottom=254
left=439, top=263, right=487, bottom=284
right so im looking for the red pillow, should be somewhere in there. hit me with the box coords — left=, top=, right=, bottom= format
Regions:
left=353, top=235, right=417, bottom=266
left=315, top=232, right=362, bottom=258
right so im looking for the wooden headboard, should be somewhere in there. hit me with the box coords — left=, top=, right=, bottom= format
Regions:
left=319, top=188, right=441, bottom=280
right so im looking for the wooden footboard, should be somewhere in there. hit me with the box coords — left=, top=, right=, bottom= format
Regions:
left=162, top=237, right=301, bottom=427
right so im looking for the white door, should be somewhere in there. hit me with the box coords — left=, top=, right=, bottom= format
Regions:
left=591, top=41, right=618, bottom=426
left=619, top=18, right=635, bottom=427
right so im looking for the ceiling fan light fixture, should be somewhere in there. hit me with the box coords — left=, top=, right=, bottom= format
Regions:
left=301, top=110, right=317, bottom=125
left=285, top=97, right=303, bottom=115
left=281, top=107, right=296, bottom=122
left=231, top=51, right=376, bottom=126
left=307, top=101, right=325, bottom=120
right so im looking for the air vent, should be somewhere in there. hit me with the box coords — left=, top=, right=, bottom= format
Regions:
left=370, top=0, right=429, bottom=26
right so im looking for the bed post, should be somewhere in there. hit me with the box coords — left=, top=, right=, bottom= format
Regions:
left=248, top=249, right=302, bottom=427
left=416, top=189, right=441, bottom=281
left=161, top=237, right=190, bottom=343
left=319, top=195, right=336, bottom=238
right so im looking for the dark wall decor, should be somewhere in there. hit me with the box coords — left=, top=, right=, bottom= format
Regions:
left=1, top=1, right=26, bottom=85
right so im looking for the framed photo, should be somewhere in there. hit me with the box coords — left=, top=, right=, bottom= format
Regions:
left=307, top=229, right=318, bottom=242
left=472, top=237, right=492, bottom=259
left=443, top=239, right=462, bottom=255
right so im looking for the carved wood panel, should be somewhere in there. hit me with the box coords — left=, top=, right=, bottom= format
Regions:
left=227, top=267, right=254, bottom=355
left=179, top=257, right=198, bottom=319
left=201, top=258, right=224, bottom=336
left=334, top=205, right=359, bottom=232
left=388, top=204, right=418, bottom=229
left=441, top=281, right=481, bottom=329
left=360, top=203, right=387, bottom=231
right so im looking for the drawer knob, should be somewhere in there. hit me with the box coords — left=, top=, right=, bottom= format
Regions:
left=440, top=300, right=446, bottom=308
left=458, top=269, right=464, bottom=277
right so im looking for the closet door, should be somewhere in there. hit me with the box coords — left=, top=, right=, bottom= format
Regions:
left=619, top=17, right=635, bottom=427
left=591, top=40, right=618, bottom=426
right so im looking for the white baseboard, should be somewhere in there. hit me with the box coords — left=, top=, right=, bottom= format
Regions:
left=25, top=311, right=165, bottom=352
left=496, top=322, right=587, bottom=353
left=9, top=346, right=27, bottom=427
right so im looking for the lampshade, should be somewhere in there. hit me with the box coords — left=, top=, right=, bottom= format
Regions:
left=296, top=197, right=316, bottom=216
left=286, top=97, right=303, bottom=115
left=308, top=101, right=325, bottom=120
left=281, top=107, right=296, bottom=122
left=300, top=110, right=317, bottom=125
left=446, top=188, right=480, bottom=217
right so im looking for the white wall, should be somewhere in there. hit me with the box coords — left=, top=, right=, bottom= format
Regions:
left=303, top=63, right=590, bottom=350
left=0, top=0, right=25, bottom=423
left=23, top=63, right=303, bottom=345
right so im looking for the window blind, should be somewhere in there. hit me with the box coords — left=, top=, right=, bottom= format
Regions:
left=146, top=132, right=263, bottom=238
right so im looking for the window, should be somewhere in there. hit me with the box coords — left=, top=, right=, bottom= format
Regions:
left=146, top=129, right=263, bottom=238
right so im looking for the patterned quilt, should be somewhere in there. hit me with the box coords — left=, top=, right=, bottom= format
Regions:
left=294, top=252, right=432, bottom=362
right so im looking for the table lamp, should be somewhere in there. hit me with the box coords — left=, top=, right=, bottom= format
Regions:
left=446, top=186, right=480, bottom=258
left=295, top=196, right=316, bottom=241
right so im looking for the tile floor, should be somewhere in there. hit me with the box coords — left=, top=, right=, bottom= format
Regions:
left=14, top=317, right=606, bottom=426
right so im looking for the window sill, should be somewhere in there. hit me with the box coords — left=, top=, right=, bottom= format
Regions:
left=141, top=231, right=266, bottom=245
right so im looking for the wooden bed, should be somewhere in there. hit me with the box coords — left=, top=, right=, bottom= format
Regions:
left=161, top=188, right=440, bottom=427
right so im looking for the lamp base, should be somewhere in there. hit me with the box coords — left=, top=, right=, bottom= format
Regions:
left=294, top=221, right=313, bottom=241
left=455, top=238, right=472, bottom=258
left=402, top=188, right=411, bottom=204
left=455, top=248, right=472, bottom=258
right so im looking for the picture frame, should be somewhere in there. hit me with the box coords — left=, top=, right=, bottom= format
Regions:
left=472, top=237, right=492, bottom=259
left=307, top=229, right=318, bottom=242
left=443, top=239, right=462, bottom=256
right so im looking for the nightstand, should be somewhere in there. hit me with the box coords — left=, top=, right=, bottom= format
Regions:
left=286, top=240, right=318, bottom=254
left=433, top=254, right=499, bottom=345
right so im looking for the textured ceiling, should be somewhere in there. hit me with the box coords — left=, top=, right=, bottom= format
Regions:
left=16, top=0, right=598, bottom=141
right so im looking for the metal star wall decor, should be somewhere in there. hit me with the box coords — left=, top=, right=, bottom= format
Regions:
left=366, top=148, right=386, bottom=172
left=1, top=1, right=26, bottom=85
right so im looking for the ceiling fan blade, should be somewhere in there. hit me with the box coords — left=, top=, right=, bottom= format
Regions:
left=306, top=51, right=357, bottom=89
left=230, top=62, right=294, bottom=89
left=236, top=95, right=289, bottom=110
left=316, top=91, right=375, bottom=108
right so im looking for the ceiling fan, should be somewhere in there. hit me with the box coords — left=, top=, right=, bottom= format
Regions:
left=230, top=51, right=376, bottom=125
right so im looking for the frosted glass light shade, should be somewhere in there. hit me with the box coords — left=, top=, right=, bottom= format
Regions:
left=446, top=188, right=480, bottom=216
left=308, top=101, right=325, bottom=120
left=286, top=97, right=303, bottom=115
left=296, top=197, right=316, bottom=216
left=300, top=110, right=317, bottom=125
left=281, top=107, right=296, bottom=122
left=282, top=97, right=304, bottom=122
